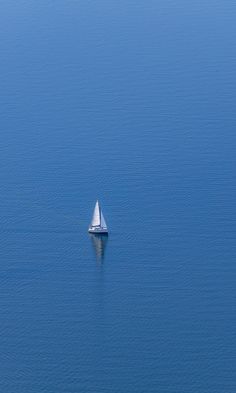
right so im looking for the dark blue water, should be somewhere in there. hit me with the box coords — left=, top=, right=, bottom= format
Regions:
left=0, top=1, right=236, bottom=392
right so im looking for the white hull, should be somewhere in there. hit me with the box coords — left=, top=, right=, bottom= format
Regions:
left=88, top=226, right=108, bottom=234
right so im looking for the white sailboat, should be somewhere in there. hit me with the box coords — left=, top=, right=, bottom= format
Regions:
left=88, top=201, right=108, bottom=234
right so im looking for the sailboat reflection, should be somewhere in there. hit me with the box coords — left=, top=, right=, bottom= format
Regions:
left=90, top=233, right=108, bottom=263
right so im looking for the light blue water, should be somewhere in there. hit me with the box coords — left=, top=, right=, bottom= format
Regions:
left=0, top=1, right=236, bottom=392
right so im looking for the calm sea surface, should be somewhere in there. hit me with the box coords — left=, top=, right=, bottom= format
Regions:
left=0, top=1, right=236, bottom=392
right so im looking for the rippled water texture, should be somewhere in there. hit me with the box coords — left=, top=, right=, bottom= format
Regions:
left=0, top=1, right=235, bottom=392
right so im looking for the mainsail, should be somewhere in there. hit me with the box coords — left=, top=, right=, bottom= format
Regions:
left=91, top=201, right=101, bottom=227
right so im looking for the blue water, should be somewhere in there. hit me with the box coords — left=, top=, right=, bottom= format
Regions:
left=0, top=1, right=236, bottom=392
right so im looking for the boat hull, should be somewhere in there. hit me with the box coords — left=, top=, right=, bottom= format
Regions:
left=88, top=227, right=108, bottom=234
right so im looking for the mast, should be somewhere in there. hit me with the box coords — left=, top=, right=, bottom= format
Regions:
left=99, top=202, right=101, bottom=226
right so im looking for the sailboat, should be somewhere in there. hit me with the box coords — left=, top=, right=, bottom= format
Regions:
left=88, top=201, right=108, bottom=234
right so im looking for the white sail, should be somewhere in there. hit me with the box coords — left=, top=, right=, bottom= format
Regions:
left=100, top=211, right=107, bottom=229
left=91, top=201, right=101, bottom=227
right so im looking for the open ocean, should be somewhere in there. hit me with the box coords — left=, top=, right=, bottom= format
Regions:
left=0, top=1, right=236, bottom=392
